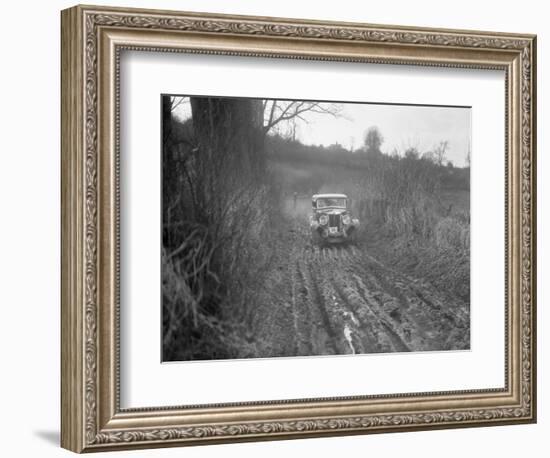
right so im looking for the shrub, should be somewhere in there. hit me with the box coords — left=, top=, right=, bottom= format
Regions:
left=434, top=216, right=470, bottom=251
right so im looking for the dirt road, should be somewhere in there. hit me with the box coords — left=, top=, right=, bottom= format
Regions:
left=254, top=210, right=470, bottom=357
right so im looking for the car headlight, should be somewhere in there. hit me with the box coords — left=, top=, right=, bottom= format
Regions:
left=319, top=214, right=329, bottom=225
left=342, top=214, right=351, bottom=225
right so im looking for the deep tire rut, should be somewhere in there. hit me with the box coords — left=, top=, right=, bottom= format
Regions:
left=260, top=219, right=470, bottom=357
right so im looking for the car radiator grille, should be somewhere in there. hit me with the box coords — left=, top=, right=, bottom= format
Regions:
left=329, top=214, right=341, bottom=228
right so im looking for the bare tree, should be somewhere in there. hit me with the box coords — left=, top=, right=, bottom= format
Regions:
left=170, top=96, right=188, bottom=113
left=433, top=140, right=449, bottom=166
left=262, top=100, right=342, bottom=136
left=363, top=126, right=384, bottom=157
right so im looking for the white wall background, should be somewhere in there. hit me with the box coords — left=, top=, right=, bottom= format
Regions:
left=0, top=0, right=545, bottom=456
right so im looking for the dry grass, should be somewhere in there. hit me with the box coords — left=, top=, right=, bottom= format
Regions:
left=354, top=153, right=470, bottom=302
left=162, top=178, right=284, bottom=360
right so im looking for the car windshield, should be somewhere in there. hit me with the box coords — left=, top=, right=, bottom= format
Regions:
left=316, top=198, right=346, bottom=208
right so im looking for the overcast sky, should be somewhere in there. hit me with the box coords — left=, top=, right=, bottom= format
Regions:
left=281, top=102, right=471, bottom=167
left=172, top=97, right=471, bottom=167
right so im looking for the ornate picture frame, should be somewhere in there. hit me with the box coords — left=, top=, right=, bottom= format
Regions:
left=61, top=4, right=536, bottom=453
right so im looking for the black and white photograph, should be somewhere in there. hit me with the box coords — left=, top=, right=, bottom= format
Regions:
left=161, top=95, right=471, bottom=362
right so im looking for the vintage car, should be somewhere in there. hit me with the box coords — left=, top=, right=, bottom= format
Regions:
left=309, top=193, right=359, bottom=245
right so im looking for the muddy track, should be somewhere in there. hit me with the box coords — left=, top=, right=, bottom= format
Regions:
left=260, top=221, right=470, bottom=357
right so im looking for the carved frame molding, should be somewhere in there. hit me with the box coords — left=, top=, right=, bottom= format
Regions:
left=61, top=5, right=536, bottom=453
